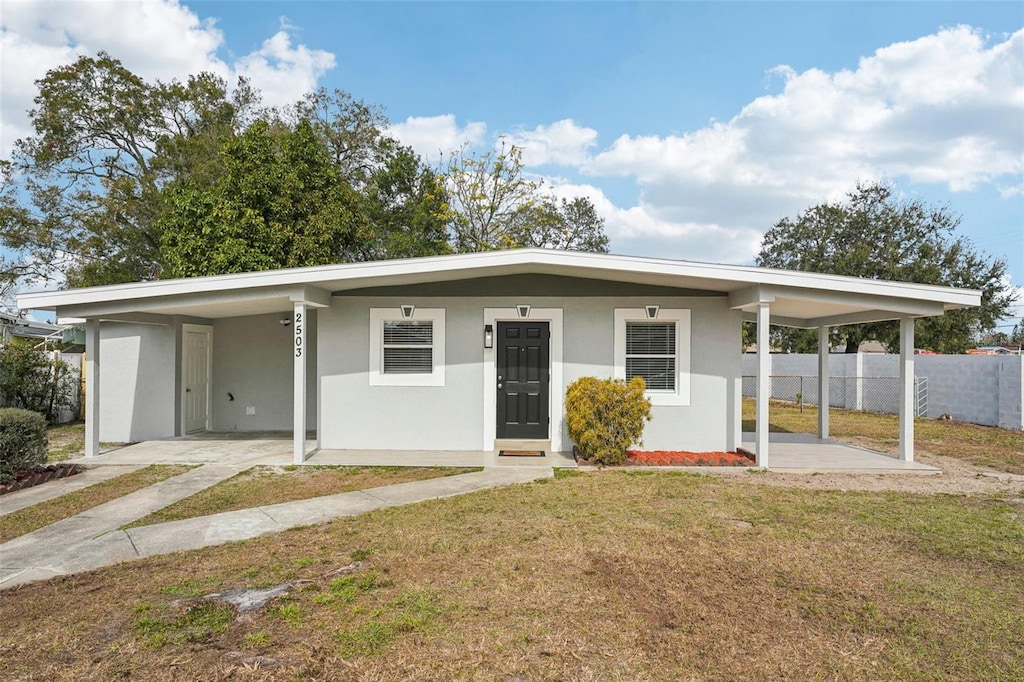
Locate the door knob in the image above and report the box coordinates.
[186,388,192,393]
[497,383,503,389]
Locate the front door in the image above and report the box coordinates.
[496,321,549,439]
[183,325,211,433]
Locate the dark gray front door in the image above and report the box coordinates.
[496,321,550,439]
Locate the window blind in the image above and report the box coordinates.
[625,322,676,390]
[383,321,433,374]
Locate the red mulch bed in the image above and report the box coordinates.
[626,450,756,467]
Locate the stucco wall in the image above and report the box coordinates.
[212,313,317,431]
[98,322,177,442]
[318,295,742,452]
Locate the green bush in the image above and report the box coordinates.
[0,408,48,484]
[0,338,78,423]
[565,376,652,465]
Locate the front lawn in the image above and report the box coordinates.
[742,398,1024,474]
[1,471,1020,679]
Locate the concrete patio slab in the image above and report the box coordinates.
[62,434,577,469]
[742,432,940,473]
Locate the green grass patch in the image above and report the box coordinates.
[126,465,479,528]
[333,590,445,657]
[0,464,196,543]
[133,601,235,649]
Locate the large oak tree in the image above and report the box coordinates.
[756,183,1016,353]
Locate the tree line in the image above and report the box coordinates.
[0,52,607,294]
[1,52,1016,354]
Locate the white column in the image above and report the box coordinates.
[84,319,100,458]
[899,317,915,462]
[854,352,864,411]
[817,325,830,440]
[756,302,770,468]
[293,301,307,465]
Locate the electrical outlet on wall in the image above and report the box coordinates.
[246,406,256,416]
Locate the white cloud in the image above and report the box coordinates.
[542,181,763,265]
[389,114,486,163]
[505,119,599,166]
[509,26,1022,265]
[0,1,335,156]
[587,26,1022,196]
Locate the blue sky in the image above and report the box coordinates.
[2,1,1022,328]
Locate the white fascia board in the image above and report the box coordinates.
[17,248,982,312]
[740,307,944,329]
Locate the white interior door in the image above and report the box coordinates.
[183,325,212,433]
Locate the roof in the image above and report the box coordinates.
[16,248,982,329]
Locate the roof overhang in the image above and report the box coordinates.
[16,248,981,327]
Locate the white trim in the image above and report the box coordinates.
[293,301,308,464]
[180,323,213,434]
[613,308,691,406]
[483,307,564,452]
[19,248,981,314]
[368,308,445,387]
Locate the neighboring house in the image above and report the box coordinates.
[16,249,981,468]
[968,346,1017,355]
[0,312,64,345]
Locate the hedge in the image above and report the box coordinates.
[0,408,48,484]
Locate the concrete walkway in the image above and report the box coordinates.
[0,464,145,516]
[0,465,551,590]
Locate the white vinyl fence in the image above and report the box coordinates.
[741,353,1023,430]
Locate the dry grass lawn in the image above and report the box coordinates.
[742,398,1024,474]
[1,470,1021,680]
[0,465,194,544]
[127,466,477,528]
[44,423,85,462]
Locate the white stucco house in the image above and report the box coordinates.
[16,249,980,468]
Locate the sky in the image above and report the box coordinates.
[1,0,1022,329]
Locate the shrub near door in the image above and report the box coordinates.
[565,377,652,465]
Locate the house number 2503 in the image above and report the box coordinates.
[294,312,303,357]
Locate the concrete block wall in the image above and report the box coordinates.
[742,353,1023,430]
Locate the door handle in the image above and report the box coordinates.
[497,383,503,389]
[186,388,192,393]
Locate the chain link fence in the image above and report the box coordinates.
[742,375,927,417]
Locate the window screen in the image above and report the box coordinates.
[625,322,676,390]
[383,321,433,374]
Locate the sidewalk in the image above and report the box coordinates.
[0,465,552,590]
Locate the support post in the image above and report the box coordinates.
[756,302,770,468]
[84,319,100,458]
[293,301,307,465]
[899,317,915,462]
[817,325,830,440]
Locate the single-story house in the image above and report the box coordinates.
[16,249,981,468]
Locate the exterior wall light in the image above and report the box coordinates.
[484,324,493,349]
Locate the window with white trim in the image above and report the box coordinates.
[369,308,445,386]
[614,308,690,405]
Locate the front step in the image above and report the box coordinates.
[493,439,551,452]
